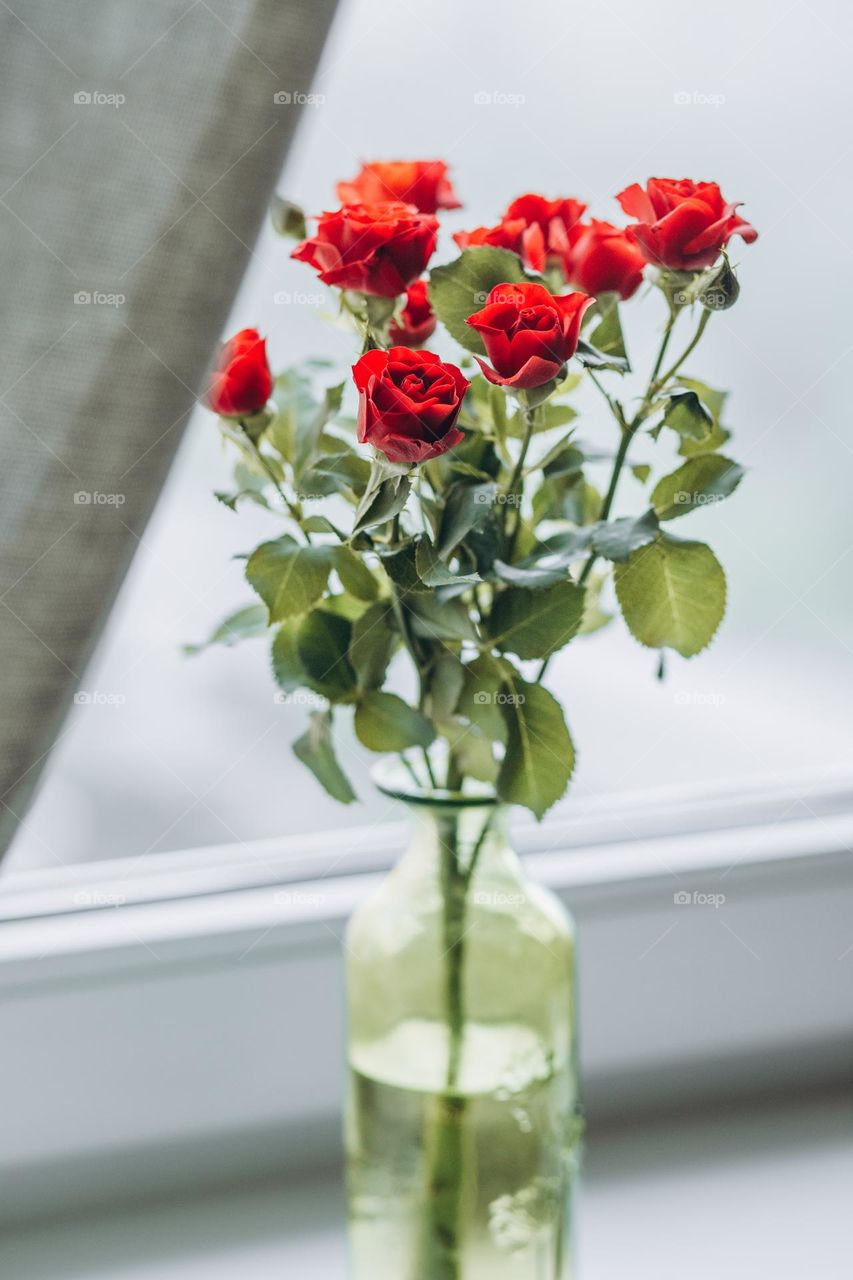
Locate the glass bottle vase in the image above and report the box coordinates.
[345,771,581,1279]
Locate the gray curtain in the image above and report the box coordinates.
[0,0,339,858]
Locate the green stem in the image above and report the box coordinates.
[242,428,311,543]
[651,308,710,396]
[648,307,678,387]
[503,405,537,555]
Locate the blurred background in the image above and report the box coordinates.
[8,0,852,871]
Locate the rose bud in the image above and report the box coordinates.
[565,219,647,300]
[454,194,586,274]
[352,347,469,464]
[206,328,273,417]
[388,280,437,347]
[336,160,461,214]
[616,178,758,272]
[466,282,594,390]
[291,202,438,298]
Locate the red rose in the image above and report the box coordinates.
[336,160,461,214]
[388,280,436,347]
[352,347,469,464]
[292,203,438,298]
[207,328,273,417]
[565,219,647,300]
[454,193,586,274]
[466,282,594,390]
[616,178,758,272]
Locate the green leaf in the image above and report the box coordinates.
[296,609,357,701]
[246,536,333,622]
[614,532,726,657]
[267,369,316,464]
[298,448,371,500]
[428,651,467,724]
[675,377,728,425]
[497,672,575,819]
[661,391,713,444]
[349,601,397,689]
[507,401,577,439]
[293,711,357,804]
[587,293,629,369]
[542,441,585,479]
[652,455,744,521]
[576,337,629,374]
[415,537,480,588]
[408,595,477,643]
[438,481,498,556]
[631,463,651,484]
[352,466,412,535]
[491,558,569,589]
[578,571,613,636]
[533,474,601,525]
[428,247,530,354]
[183,604,269,655]
[378,543,423,595]
[295,383,346,478]
[487,580,585,659]
[333,546,379,600]
[271,619,305,691]
[457,656,507,740]
[591,509,659,563]
[270,195,307,241]
[354,691,435,753]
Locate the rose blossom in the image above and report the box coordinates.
[336,160,461,214]
[466,282,594,390]
[388,281,437,347]
[616,178,758,272]
[564,220,647,300]
[454,193,586,274]
[352,347,469,464]
[207,328,272,418]
[292,202,438,298]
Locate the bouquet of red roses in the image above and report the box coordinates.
[200,160,757,817]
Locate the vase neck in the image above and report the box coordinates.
[397,799,519,884]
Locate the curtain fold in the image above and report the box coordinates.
[0,0,339,858]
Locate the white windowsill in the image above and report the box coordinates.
[1,766,852,1227]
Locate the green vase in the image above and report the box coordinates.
[345,765,581,1279]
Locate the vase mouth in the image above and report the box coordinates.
[371,757,500,809]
